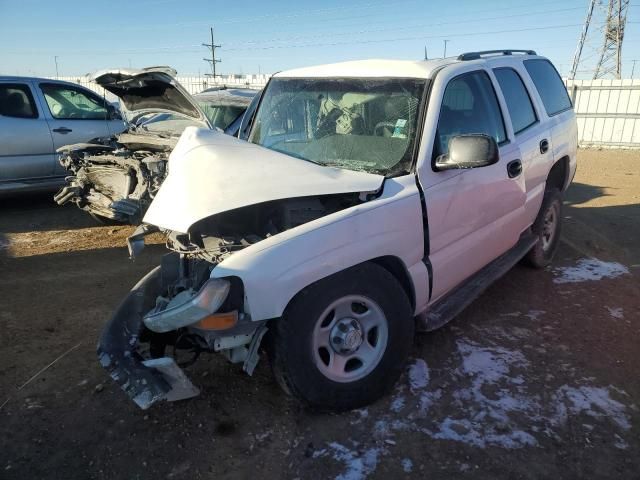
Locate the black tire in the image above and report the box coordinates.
[268,263,414,411]
[524,188,563,268]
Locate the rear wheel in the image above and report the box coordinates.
[268,263,414,411]
[525,188,562,268]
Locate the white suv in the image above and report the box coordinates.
[98,50,577,410]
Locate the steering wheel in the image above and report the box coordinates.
[374,121,397,137]
[315,108,343,138]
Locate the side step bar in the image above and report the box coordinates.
[417,233,538,332]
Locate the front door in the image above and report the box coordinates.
[419,69,527,302]
[37,82,126,175]
[0,81,56,181]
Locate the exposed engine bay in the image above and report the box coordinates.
[54,132,174,224]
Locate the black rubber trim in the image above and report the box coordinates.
[415,174,433,300]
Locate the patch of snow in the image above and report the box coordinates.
[390,394,405,413]
[401,458,413,473]
[524,310,546,321]
[554,385,631,430]
[614,434,629,450]
[408,359,429,391]
[605,306,624,319]
[326,442,382,480]
[553,258,629,284]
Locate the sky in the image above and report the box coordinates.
[1,0,639,79]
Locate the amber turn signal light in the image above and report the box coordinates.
[195,311,238,331]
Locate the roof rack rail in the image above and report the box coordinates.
[457,50,537,61]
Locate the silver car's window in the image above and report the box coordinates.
[249,77,426,175]
[0,84,38,119]
[40,84,109,120]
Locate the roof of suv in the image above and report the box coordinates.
[274,59,456,79]
[274,52,543,79]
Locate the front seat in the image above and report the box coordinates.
[3,91,34,118]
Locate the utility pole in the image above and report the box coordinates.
[569,0,630,80]
[54,56,59,79]
[424,46,428,60]
[632,59,638,79]
[203,26,221,81]
[443,40,449,58]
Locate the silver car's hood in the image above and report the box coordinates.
[90,67,211,128]
[143,127,385,233]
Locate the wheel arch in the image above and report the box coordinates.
[546,155,570,192]
[281,256,417,319]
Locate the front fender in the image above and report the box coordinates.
[210,175,427,321]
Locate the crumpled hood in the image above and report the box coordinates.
[90,66,210,128]
[143,127,385,233]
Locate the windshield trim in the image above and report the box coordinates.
[247,76,429,178]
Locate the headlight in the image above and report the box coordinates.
[143,278,230,333]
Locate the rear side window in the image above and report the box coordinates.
[493,68,537,134]
[0,83,38,119]
[435,70,506,159]
[524,59,572,116]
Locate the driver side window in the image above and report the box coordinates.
[40,83,109,120]
[434,71,506,160]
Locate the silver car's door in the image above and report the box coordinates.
[0,81,56,181]
[36,82,126,175]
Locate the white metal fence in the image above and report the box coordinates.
[566,79,640,148]
[54,74,640,148]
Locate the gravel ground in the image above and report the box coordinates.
[0,149,638,479]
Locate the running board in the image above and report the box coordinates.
[417,233,537,332]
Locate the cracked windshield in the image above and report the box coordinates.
[249,78,426,175]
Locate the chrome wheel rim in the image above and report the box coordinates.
[312,295,388,383]
[541,203,559,252]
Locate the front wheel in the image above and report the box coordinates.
[525,188,563,268]
[268,263,414,411]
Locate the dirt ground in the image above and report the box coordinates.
[1,149,638,480]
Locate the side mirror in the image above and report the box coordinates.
[435,134,499,171]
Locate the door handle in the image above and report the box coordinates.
[52,127,72,134]
[507,159,522,178]
[540,139,549,154]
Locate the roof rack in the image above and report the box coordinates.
[457,50,537,61]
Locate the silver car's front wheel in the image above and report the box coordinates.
[312,295,389,383]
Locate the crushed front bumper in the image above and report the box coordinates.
[97,266,199,409]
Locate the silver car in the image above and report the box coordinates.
[0,77,126,194]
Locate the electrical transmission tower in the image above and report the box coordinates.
[203,27,221,80]
[569,0,630,80]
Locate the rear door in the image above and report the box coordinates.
[0,80,56,181]
[37,82,126,175]
[418,67,527,302]
[493,64,554,226]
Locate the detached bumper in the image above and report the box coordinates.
[97,266,199,409]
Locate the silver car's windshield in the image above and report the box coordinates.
[249,77,426,175]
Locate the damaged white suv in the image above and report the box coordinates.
[99,50,577,410]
